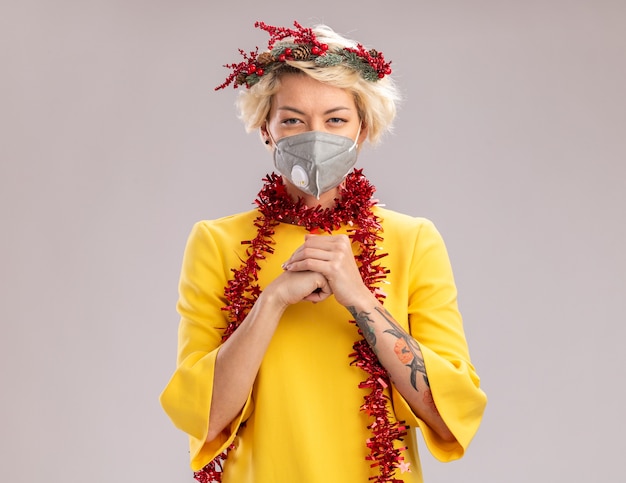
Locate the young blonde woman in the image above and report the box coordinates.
[160,21,487,483]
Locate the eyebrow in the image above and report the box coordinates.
[277,106,353,115]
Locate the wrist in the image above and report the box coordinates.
[340,287,379,313]
[257,287,290,315]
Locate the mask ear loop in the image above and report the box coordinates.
[350,122,362,152]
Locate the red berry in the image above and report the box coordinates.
[278,54,286,62]
[247,64,257,74]
[321,43,329,51]
[284,48,292,56]
[256,68,264,76]
[311,46,321,55]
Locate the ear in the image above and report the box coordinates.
[260,123,273,148]
[259,124,269,144]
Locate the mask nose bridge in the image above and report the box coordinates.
[266,122,362,151]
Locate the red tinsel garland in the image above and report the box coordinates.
[194,170,409,482]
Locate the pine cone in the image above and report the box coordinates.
[257,52,275,65]
[236,72,247,85]
[291,45,313,60]
[368,49,379,58]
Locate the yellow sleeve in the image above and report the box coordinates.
[392,218,487,462]
[159,221,254,471]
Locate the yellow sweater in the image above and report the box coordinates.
[160,206,486,482]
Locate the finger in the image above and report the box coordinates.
[283,247,333,268]
[284,257,329,274]
[303,233,351,249]
[284,235,351,267]
[302,283,332,303]
[271,270,332,306]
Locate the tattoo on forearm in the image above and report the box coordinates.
[376,307,429,392]
[348,305,429,393]
[347,306,377,348]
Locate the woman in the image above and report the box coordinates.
[160,21,487,483]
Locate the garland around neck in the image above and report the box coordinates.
[194,170,410,483]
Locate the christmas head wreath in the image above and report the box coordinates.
[215,20,392,90]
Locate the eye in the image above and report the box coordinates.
[328,117,348,125]
[281,118,302,126]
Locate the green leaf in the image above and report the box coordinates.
[314,52,344,67]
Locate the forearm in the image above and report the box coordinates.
[206,265,334,441]
[207,290,286,441]
[346,295,456,443]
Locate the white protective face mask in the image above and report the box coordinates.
[270,127,361,199]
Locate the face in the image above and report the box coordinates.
[263,73,368,145]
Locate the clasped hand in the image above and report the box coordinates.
[269,234,371,308]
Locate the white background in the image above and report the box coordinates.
[1,1,624,482]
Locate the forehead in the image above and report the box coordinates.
[271,74,357,112]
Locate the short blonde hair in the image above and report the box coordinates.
[235,24,401,146]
